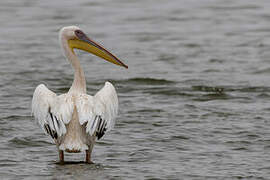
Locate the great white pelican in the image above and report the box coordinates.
[32,26,128,164]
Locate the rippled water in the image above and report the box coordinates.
[0,0,269,179]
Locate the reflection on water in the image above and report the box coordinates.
[0,0,269,179]
[51,163,108,180]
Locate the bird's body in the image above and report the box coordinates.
[32,26,127,163]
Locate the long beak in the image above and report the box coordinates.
[68,32,128,69]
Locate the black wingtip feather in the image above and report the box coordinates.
[44,124,58,139]
[90,115,108,140]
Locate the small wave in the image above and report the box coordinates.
[264,145,270,150]
[80,2,101,7]
[0,159,18,167]
[52,15,73,20]
[96,141,113,146]
[231,147,249,151]
[171,135,190,140]
[225,140,251,145]
[202,69,221,73]
[192,85,224,93]
[119,78,175,85]
[157,54,177,62]
[145,88,193,97]
[120,119,148,125]
[194,93,252,102]
[253,67,270,74]
[194,85,257,95]
[237,86,270,93]
[1,115,23,122]
[208,5,261,11]
[183,43,201,48]
[257,93,270,98]
[8,137,51,148]
[208,58,225,63]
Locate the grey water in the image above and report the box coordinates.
[0,0,269,179]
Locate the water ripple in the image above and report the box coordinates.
[0,0,268,179]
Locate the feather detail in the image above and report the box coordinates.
[32,84,74,139]
[75,81,118,139]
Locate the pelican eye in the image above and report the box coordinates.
[75,30,84,38]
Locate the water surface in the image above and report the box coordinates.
[0,0,269,179]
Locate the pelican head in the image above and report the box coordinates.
[59,26,128,69]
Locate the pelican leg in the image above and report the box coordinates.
[85,144,94,164]
[59,150,64,164]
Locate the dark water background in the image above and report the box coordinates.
[0,0,269,179]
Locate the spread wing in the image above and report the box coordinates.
[76,82,118,140]
[32,84,74,139]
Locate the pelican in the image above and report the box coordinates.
[32,26,128,164]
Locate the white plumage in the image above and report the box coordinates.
[76,82,118,135]
[32,82,118,140]
[31,26,127,163]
